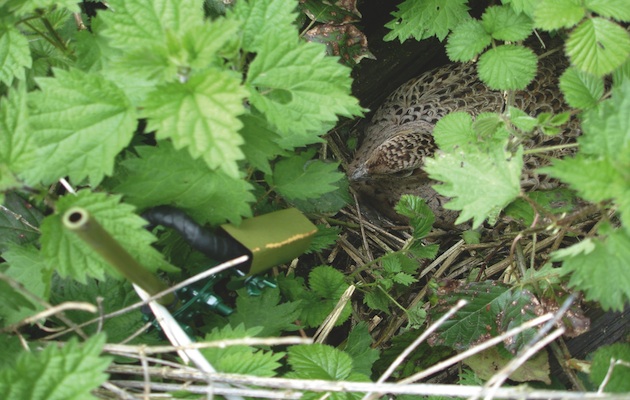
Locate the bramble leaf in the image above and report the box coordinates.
[384,0,470,42]
[287,343,353,380]
[394,194,435,239]
[247,34,362,147]
[0,334,110,400]
[559,66,605,109]
[40,190,175,283]
[552,227,630,311]
[143,69,248,178]
[502,0,537,18]
[425,146,523,229]
[298,266,351,327]
[0,85,33,195]
[585,0,630,21]
[590,343,630,392]
[239,113,284,175]
[0,25,31,86]
[343,323,380,377]
[481,5,533,42]
[446,19,491,62]
[25,68,136,185]
[269,151,344,201]
[428,281,542,353]
[432,112,476,152]
[229,288,301,336]
[114,143,254,225]
[477,44,537,90]
[201,324,284,376]
[534,0,585,30]
[0,192,43,252]
[566,17,630,77]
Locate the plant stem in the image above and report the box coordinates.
[522,142,579,155]
[63,207,175,306]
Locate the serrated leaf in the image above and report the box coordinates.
[99,0,202,50]
[481,5,533,41]
[0,25,31,85]
[40,190,175,283]
[560,67,604,108]
[393,272,417,286]
[534,0,585,30]
[247,34,362,146]
[590,343,630,392]
[0,334,110,400]
[425,146,523,229]
[446,19,492,62]
[432,111,476,152]
[0,192,43,252]
[51,276,160,344]
[428,281,542,353]
[229,288,301,336]
[394,194,435,238]
[585,0,630,22]
[363,289,390,314]
[297,265,351,327]
[114,143,253,225]
[503,0,537,18]
[566,17,630,77]
[143,69,247,178]
[507,107,538,132]
[239,113,284,175]
[230,0,299,51]
[343,322,379,377]
[2,244,51,323]
[552,228,630,311]
[287,343,353,380]
[384,0,470,42]
[306,225,341,254]
[269,152,344,200]
[0,279,33,317]
[478,45,537,90]
[5,0,80,16]
[201,324,284,376]
[25,68,136,185]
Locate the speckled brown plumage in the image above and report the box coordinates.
[348,53,579,227]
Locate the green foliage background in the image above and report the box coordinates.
[1,0,629,397]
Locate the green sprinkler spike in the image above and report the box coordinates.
[220,208,317,275]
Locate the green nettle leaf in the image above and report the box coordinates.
[343,322,380,377]
[477,44,537,90]
[269,151,345,201]
[394,194,435,239]
[425,146,523,229]
[432,112,476,152]
[201,324,284,376]
[0,25,31,85]
[585,0,630,21]
[287,344,353,380]
[559,66,605,109]
[481,5,533,42]
[566,17,630,77]
[40,190,175,283]
[534,0,585,30]
[143,69,248,178]
[230,0,299,51]
[229,288,301,337]
[384,0,470,42]
[507,107,538,133]
[25,68,136,186]
[0,192,43,251]
[589,343,630,392]
[552,228,630,311]
[239,114,284,175]
[99,0,202,50]
[0,334,110,400]
[0,279,34,318]
[428,281,543,353]
[363,289,391,314]
[114,143,254,225]
[446,19,492,62]
[247,34,362,146]
[51,276,160,344]
[0,85,33,194]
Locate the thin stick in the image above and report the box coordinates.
[362,300,468,400]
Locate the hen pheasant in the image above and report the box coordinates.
[348,52,579,227]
